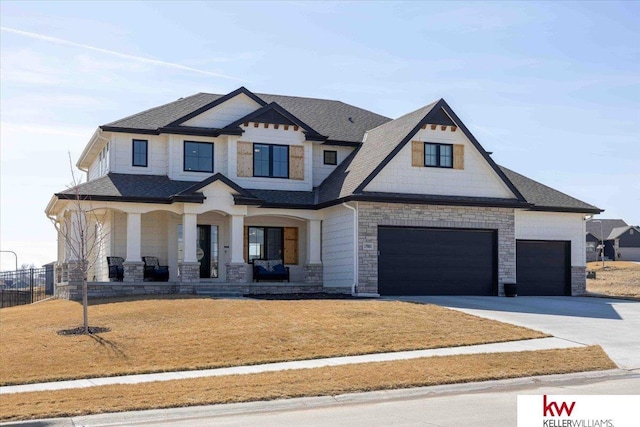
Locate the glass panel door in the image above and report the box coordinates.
[210,226,219,278]
[197,225,211,279]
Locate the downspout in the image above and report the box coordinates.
[342,202,358,295]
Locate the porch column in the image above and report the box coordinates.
[226,214,249,283]
[178,213,199,285]
[230,215,244,264]
[307,220,322,264]
[182,213,198,263]
[124,212,144,282]
[304,219,323,286]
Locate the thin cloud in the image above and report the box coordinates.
[1,26,246,82]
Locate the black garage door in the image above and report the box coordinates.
[378,227,497,296]
[516,240,570,296]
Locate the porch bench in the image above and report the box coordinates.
[143,256,170,282]
[107,256,124,282]
[253,260,290,282]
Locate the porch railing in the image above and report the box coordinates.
[0,267,54,308]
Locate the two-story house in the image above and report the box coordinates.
[46,87,601,299]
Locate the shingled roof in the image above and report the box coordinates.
[586,218,628,240]
[500,167,601,213]
[101,87,391,144]
[56,174,202,203]
[58,89,601,214]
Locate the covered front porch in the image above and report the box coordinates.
[50,178,329,299]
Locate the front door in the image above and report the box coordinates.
[196,225,219,279]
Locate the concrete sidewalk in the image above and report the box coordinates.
[1,337,583,395]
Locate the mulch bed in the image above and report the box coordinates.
[57,326,111,336]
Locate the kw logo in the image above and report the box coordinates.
[543,395,576,417]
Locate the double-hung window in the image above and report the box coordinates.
[253,143,289,178]
[424,143,453,168]
[184,141,214,172]
[132,139,148,167]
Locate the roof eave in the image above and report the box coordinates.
[77,128,103,170]
[54,193,204,205]
[528,205,604,214]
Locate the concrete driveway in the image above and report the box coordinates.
[389,296,640,370]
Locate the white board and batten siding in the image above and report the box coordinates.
[228,126,313,191]
[515,210,586,266]
[312,145,355,187]
[182,93,261,129]
[321,205,355,288]
[365,127,515,199]
[109,133,169,176]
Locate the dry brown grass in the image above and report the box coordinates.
[0,297,547,386]
[587,261,640,298]
[0,346,614,422]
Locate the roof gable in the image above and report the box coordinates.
[607,225,640,240]
[99,88,390,143]
[225,102,326,141]
[319,99,524,203]
[177,173,255,199]
[356,100,524,200]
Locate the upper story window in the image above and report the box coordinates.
[132,139,148,167]
[425,143,453,168]
[99,142,109,175]
[323,150,337,165]
[184,141,213,173]
[253,143,289,178]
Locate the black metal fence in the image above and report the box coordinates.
[0,267,54,308]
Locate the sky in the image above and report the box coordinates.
[0,1,638,270]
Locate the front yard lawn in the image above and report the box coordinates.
[587,261,640,298]
[0,296,547,385]
[0,346,614,421]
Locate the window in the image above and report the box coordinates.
[253,143,289,178]
[323,150,337,165]
[248,227,283,261]
[586,242,596,252]
[132,139,148,167]
[99,143,109,175]
[424,143,453,168]
[184,141,213,172]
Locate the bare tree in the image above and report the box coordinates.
[50,153,104,334]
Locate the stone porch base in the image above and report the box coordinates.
[54,281,353,300]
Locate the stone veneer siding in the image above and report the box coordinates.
[356,202,516,295]
[303,264,323,285]
[123,262,144,282]
[571,266,586,296]
[226,263,250,283]
[178,262,200,283]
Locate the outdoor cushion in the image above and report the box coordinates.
[257,265,270,275]
[272,264,286,273]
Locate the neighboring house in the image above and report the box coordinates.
[607,225,640,261]
[46,87,602,299]
[585,219,637,262]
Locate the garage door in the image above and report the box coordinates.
[516,240,570,296]
[378,227,497,296]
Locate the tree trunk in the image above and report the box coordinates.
[83,276,89,334]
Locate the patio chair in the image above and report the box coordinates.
[142,256,170,282]
[107,256,124,282]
